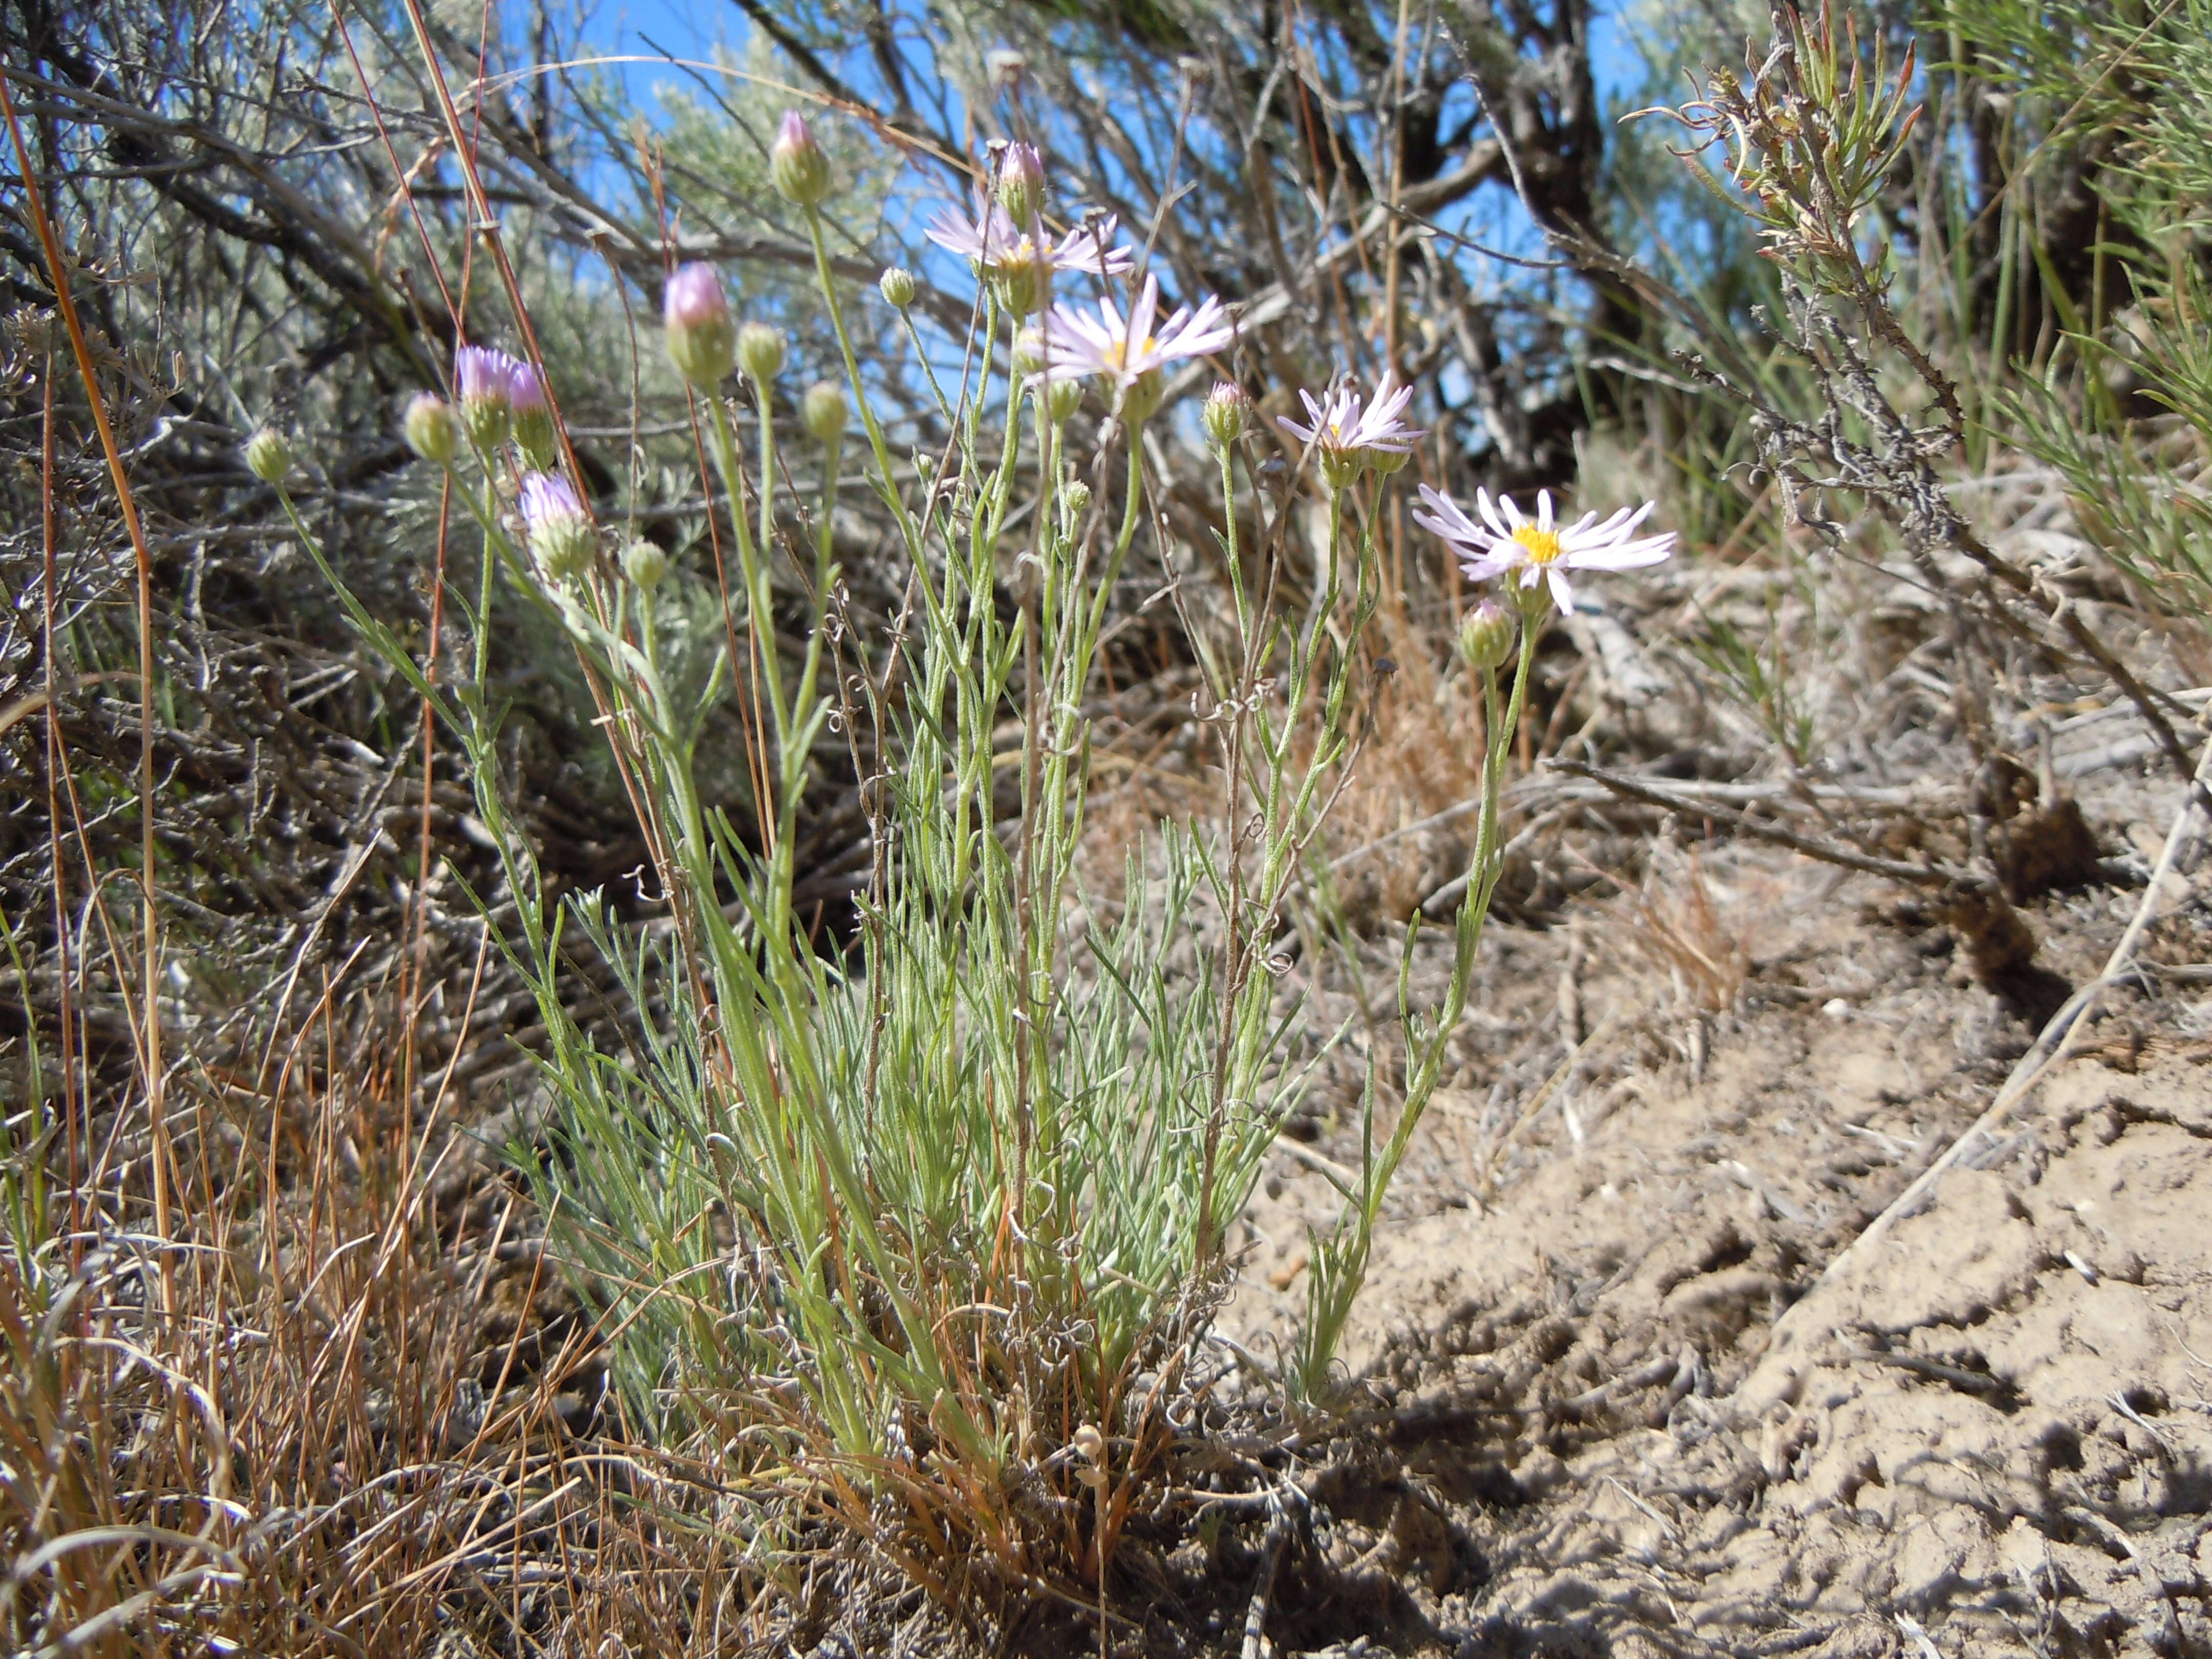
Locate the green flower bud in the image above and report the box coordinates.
[244,428,291,484]
[622,538,671,588]
[879,266,918,309]
[1012,327,1047,384]
[800,380,847,444]
[1456,599,1516,672]
[1369,446,1412,477]
[1201,381,1247,451]
[509,365,560,470]
[403,393,459,465]
[770,110,833,206]
[1062,480,1092,517]
[736,322,786,384]
[1046,375,1083,424]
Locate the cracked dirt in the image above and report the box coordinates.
[1218,763,2212,1657]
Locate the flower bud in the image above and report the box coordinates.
[879,266,918,309]
[770,110,833,206]
[996,142,1047,226]
[622,538,671,589]
[519,471,594,585]
[1061,479,1092,517]
[244,428,291,484]
[664,262,736,389]
[455,345,518,451]
[800,380,847,444]
[1073,1422,1106,1464]
[1046,375,1083,424]
[1456,598,1516,672]
[403,393,459,465]
[1201,381,1248,451]
[1012,327,1047,383]
[509,363,560,469]
[736,321,786,384]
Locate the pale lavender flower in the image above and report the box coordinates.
[455,344,521,449]
[1033,273,1235,421]
[995,141,1048,223]
[519,470,593,583]
[1277,375,1425,486]
[925,193,1132,313]
[508,362,558,465]
[1413,485,1675,615]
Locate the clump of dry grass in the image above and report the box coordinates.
[0,1005,767,1657]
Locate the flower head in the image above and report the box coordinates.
[455,345,521,449]
[879,266,918,309]
[736,322,786,383]
[403,393,459,465]
[925,194,1132,314]
[664,262,735,388]
[1033,272,1235,423]
[1277,375,1424,488]
[519,470,594,584]
[244,428,291,484]
[1202,381,1249,451]
[995,141,1048,225]
[1414,486,1675,616]
[508,363,559,467]
[800,380,847,444]
[771,110,833,206]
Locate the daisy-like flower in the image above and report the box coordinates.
[1413,485,1675,615]
[1277,375,1426,489]
[924,193,1133,315]
[1033,273,1235,423]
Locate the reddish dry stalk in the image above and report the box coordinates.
[1,66,171,1311]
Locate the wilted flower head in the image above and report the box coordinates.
[925,194,1132,315]
[1413,485,1675,616]
[519,470,594,584]
[770,110,833,206]
[455,344,520,449]
[664,262,735,388]
[508,363,559,467]
[403,393,458,466]
[1277,375,1424,490]
[1033,272,1235,423]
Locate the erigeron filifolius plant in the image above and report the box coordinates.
[268,112,1670,1600]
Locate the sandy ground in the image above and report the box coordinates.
[1216,760,2212,1657]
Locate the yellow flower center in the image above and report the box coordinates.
[1103,336,1157,371]
[1513,525,1564,564]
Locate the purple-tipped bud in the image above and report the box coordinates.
[519,470,594,584]
[770,110,833,206]
[508,363,560,468]
[455,345,519,450]
[664,262,736,389]
[1201,381,1249,451]
[403,393,459,465]
[1457,599,1516,672]
[996,142,1048,225]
